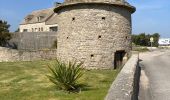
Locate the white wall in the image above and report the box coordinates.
[158,38,170,45]
[19,22,58,32]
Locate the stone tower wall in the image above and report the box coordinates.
[56,4,132,69]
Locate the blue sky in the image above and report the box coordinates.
[0,0,170,37]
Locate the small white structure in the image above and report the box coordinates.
[19,8,58,32]
[158,38,170,46]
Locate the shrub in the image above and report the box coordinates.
[47,59,84,92]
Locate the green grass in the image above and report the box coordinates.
[132,47,149,52]
[0,61,118,100]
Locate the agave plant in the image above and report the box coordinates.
[47,59,84,92]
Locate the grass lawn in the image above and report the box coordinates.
[0,61,119,100]
[132,47,149,52]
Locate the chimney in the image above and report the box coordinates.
[54,2,61,7]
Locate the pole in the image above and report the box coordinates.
[151,42,152,51]
[150,37,154,52]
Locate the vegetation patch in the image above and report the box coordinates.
[132,47,149,52]
[132,33,160,47]
[47,60,84,92]
[0,61,119,100]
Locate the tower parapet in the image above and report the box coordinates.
[55,0,135,13]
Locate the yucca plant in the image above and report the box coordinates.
[47,59,84,92]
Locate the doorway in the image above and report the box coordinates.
[114,50,126,69]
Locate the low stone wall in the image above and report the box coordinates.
[105,54,139,100]
[9,32,57,51]
[0,47,57,62]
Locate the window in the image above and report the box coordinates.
[32,28,34,32]
[25,15,34,22]
[23,29,28,32]
[37,17,40,22]
[35,28,37,32]
[39,28,41,32]
[91,54,94,57]
[41,27,43,32]
[98,35,101,39]
[72,17,75,21]
[37,16,45,22]
[102,17,106,20]
[49,26,58,32]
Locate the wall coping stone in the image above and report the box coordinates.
[105,54,139,100]
[54,2,136,13]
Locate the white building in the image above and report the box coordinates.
[158,38,170,46]
[19,8,58,32]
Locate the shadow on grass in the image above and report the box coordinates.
[79,84,95,91]
[43,83,94,94]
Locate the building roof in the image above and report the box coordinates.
[46,13,58,25]
[20,8,58,25]
[65,0,129,5]
[54,0,135,13]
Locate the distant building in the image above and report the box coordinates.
[158,38,170,46]
[19,8,58,32]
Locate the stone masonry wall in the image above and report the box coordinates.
[10,32,57,51]
[56,4,132,69]
[105,54,139,100]
[0,47,57,62]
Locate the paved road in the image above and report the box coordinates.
[139,49,170,100]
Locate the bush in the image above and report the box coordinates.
[47,59,84,92]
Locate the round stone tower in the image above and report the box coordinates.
[54,0,136,69]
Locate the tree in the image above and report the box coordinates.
[0,20,11,46]
[152,33,160,47]
[132,33,148,46]
[15,28,20,32]
[132,33,160,47]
